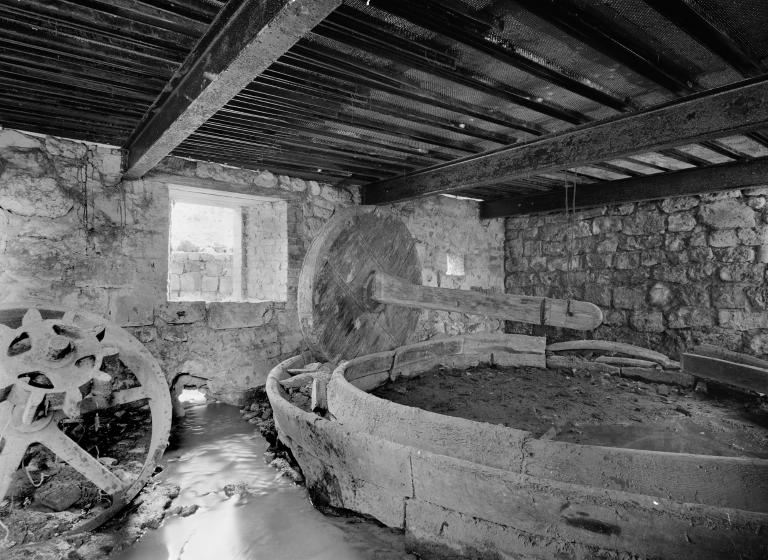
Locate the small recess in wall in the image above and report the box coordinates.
[446,253,465,276]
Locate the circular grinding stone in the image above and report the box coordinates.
[298,207,422,362]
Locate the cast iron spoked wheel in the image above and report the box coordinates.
[0,304,172,533]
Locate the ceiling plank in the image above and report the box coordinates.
[644,0,763,77]
[123,0,341,179]
[514,0,699,94]
[362,77,768,204]
[376,0,631,111]
[480,157,768,218]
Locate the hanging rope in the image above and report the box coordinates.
[564,172,577,316]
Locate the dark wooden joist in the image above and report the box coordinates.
[314,15,590,124]
[376,0,631,112]
[363,77,768,204]
[514,0,699,95]
[644,0,763,77]
[480,157,768,218]
[281,43,547,136]
[245,80,518,145]
[123,0,341,179]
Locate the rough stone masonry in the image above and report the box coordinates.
[0,128,504,404]
[505,189,768,359]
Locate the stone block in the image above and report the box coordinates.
[709,229,739,247]
[686,262,717,281]
[699,200,755,229]
[219,276,233,295]
[629,310,664,332]
[584,253,613,268]
[745,286,768,310]
[744,185,768,196]
[0,174,72,218]
[667,212,696,232]
[591,216,622,235]
[202,275,219,292]
[179,274,196,293]
[748,197,766,210]
[622,213,665,235]
[660,196,699,213]
[701,189,741,202]
[0,129,42,149]
[674,284,709,308]
[736,226,768,245]
[156,301,206,324]
[207,301,274,329]
[613,287,644,309]
[648,283,672,308]
[522,240,540,256]
[641,250,665,267]
[583,283,611,307]
[718,309,768,330]
[718,264,764,282]
[712,284,746,308]
[595,236,618,253]
[108,292,154,327]
[603,310,628,326]
[713,246,755,263]
[667,307,713,329]
[610,202,635,215]
[185,260,201,273]
[652,265,687,283]
[614,252,640,270]
[748,332,768,354]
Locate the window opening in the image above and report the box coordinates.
[446,253,466,276]
[168,185,287,303]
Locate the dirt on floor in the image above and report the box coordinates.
[372,363,768,458]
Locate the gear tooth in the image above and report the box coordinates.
[63,390,83,419]
[93,370,112,383]
[102,346,120,357]
[21,308,44,326]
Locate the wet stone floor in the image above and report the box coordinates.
[116,403,412,560]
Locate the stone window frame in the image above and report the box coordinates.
[167,184,287,303]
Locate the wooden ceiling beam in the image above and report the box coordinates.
[644,0,763,77]
[480,157,768,218]
[362,77,768,204]
[376,0,631,111]
[514,0,699,94]
[122,0,341,179]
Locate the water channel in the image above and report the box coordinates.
[116,403,412,560]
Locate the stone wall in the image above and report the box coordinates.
[1,128,505,403]
[385,195,506,341]
[244,200,287,302]
[504,189,768,359]
[169,251,233,301]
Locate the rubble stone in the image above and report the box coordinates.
[699,200,756,229]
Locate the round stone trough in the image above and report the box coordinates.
[266,333,768,560]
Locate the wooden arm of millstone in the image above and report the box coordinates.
[368,271,603,331]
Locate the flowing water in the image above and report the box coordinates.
[116,403,412,560]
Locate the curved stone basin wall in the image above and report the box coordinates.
[267,334,768,560]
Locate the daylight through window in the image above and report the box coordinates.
[168,185,287,303]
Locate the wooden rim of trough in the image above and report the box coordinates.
[266,350,768,560]
[326,334,768,514]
